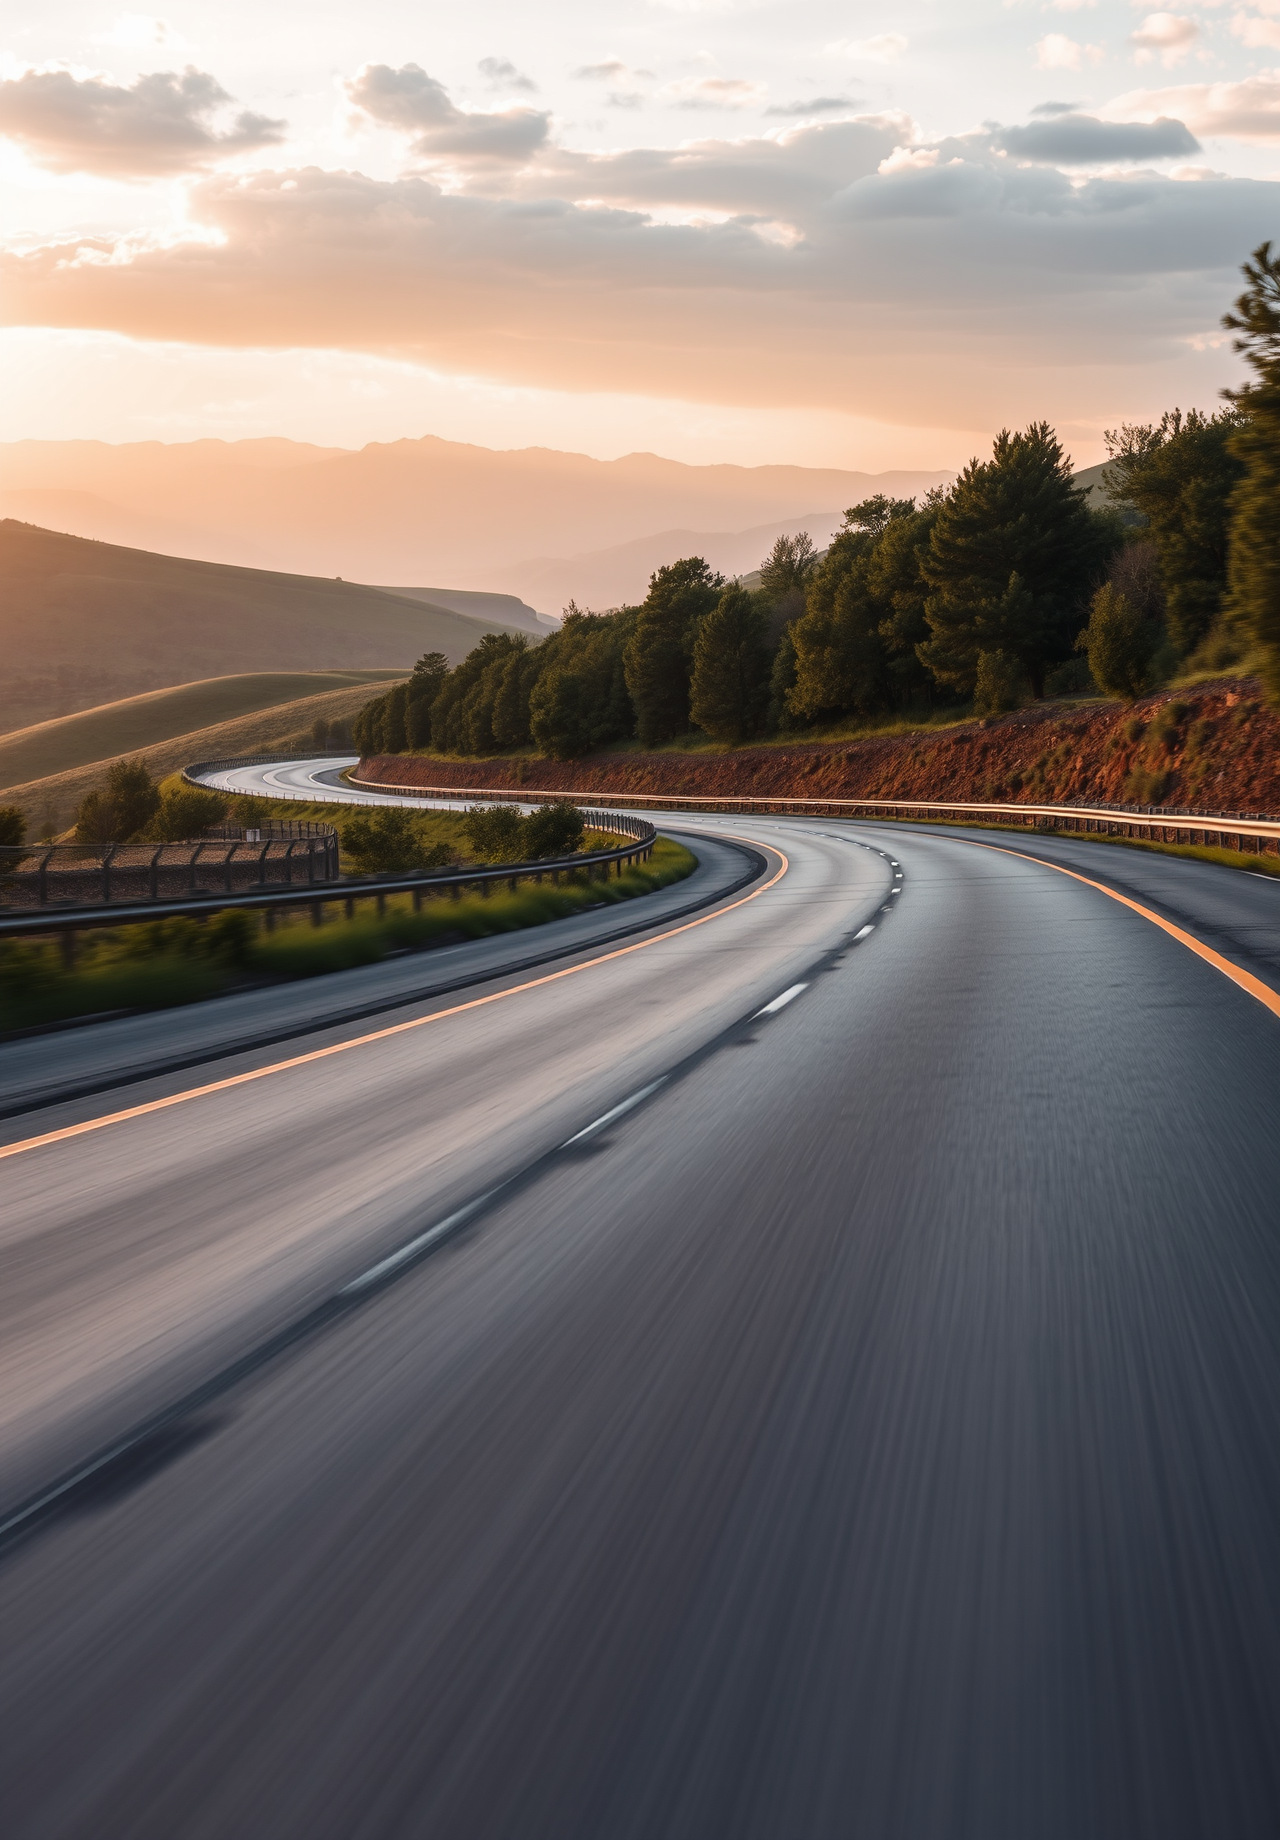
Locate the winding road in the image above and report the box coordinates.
[2,759,1279,1839]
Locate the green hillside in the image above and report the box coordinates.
[0,676,406,835]
[1,521,532,728]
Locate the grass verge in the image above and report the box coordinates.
[0,837,697,1033]
[860,814,1280,878]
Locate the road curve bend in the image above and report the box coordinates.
[2,774,1280,1840]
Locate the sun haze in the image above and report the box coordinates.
[0,2,1276,469]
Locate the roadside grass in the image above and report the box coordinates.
[860,813,1280,878]
[0,837,697,1033]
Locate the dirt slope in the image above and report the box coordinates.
[359,682,1280,817]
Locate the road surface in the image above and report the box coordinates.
[2,776,1279,1839]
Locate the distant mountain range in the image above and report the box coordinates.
[0,435,954,614]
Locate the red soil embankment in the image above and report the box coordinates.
[359,680,1280,816]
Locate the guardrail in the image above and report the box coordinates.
[0,811,657,944]
[350,773,1280,858]
[0,824,339,911]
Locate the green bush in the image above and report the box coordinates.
[140,785,229,842]
[1076,584,1160,702]
[0,806,26,847]
[342,808,454,873]
[525,801,585,858]
[463,804,528,863]
[972,649,1026,717]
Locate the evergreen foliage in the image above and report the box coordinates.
[74,758,161,845]
[788,498,915,719]
[1077,584,1161,702]
[919,424,1119,697]
[342,808,454,874]
[1103,409,1243,657]
[624,557,725,745]
[689,586,771,743]
[1223,241,1280,703]
[972,650,1026,717]
[0,805,26,847]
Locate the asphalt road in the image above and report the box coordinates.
[3,801,1280,1839]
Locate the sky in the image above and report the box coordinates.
[2,1,1279,470]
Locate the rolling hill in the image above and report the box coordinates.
[0,671,406,788]
[0,676,404,835]
[1,522,533,728]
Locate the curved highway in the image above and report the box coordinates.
[3,764,1280,1839]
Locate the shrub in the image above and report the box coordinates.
[972,649,1026,717]
[140,785,228,842]
[342,808,453,873]
[1123,717,1146,743]
[1124,765,1169,803]
[1149,700,1190,749]
[74,758,161,845]
[463,804,528,863]
[524,801,585,859]
[0,805,26,847]
[1076,584,1160,702]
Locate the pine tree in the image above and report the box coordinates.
[624,558,724,746]
[689,586,771,743]
[918,424,1118,697]
[1223,241,1280,703]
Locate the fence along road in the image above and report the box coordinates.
[2,774,1280,1838]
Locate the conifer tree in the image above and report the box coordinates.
[624,557,724,746]
[918,424,1118,697]
[690,586,771,743]
[1223,241,1280,703]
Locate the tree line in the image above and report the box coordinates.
[350,242,1280,760]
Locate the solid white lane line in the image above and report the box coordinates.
[753,983,808,1017]
[561,1079,669,1147]
[855,924,876,939]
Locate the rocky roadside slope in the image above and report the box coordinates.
[358,680,1280,816]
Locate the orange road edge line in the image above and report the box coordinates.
[966,838,1280,1021]
[0,842,790,1163]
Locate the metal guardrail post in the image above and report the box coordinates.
[149,846,163,899]
[101,844,116,903]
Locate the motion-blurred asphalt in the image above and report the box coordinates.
[2,814,1279,1839]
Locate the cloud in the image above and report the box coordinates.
[5,121,1276,437]
[346,62,550,162]
[766,96,859,116]
[1035,35,1105,70]
[477,58,537,93]
[96,14,185,50]
[995,111,1200,161]
[823,35,909,63]
[1232,11,1280,49]
[1129,12,1199,65]
[662,76,768,109]
[572,60,654,82]
[1112,70,1280,138]
[0,65,285,177]
[1031,100,1086,115]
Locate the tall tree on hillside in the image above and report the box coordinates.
[1103,408,1244,658]
[624,557,724,746]
[73,757,160,845]
[918,424,1118,697]
[530,608,636,759]
[405,652,449,748]
[429,632,525,754]
[1223,241,1280,703]
[867,498,942,704]
[788,497,915,719]
[690,586,771,743]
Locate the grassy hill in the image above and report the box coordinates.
[0,676,402,835]
[1,521,533,727]
[0,671,405,786]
